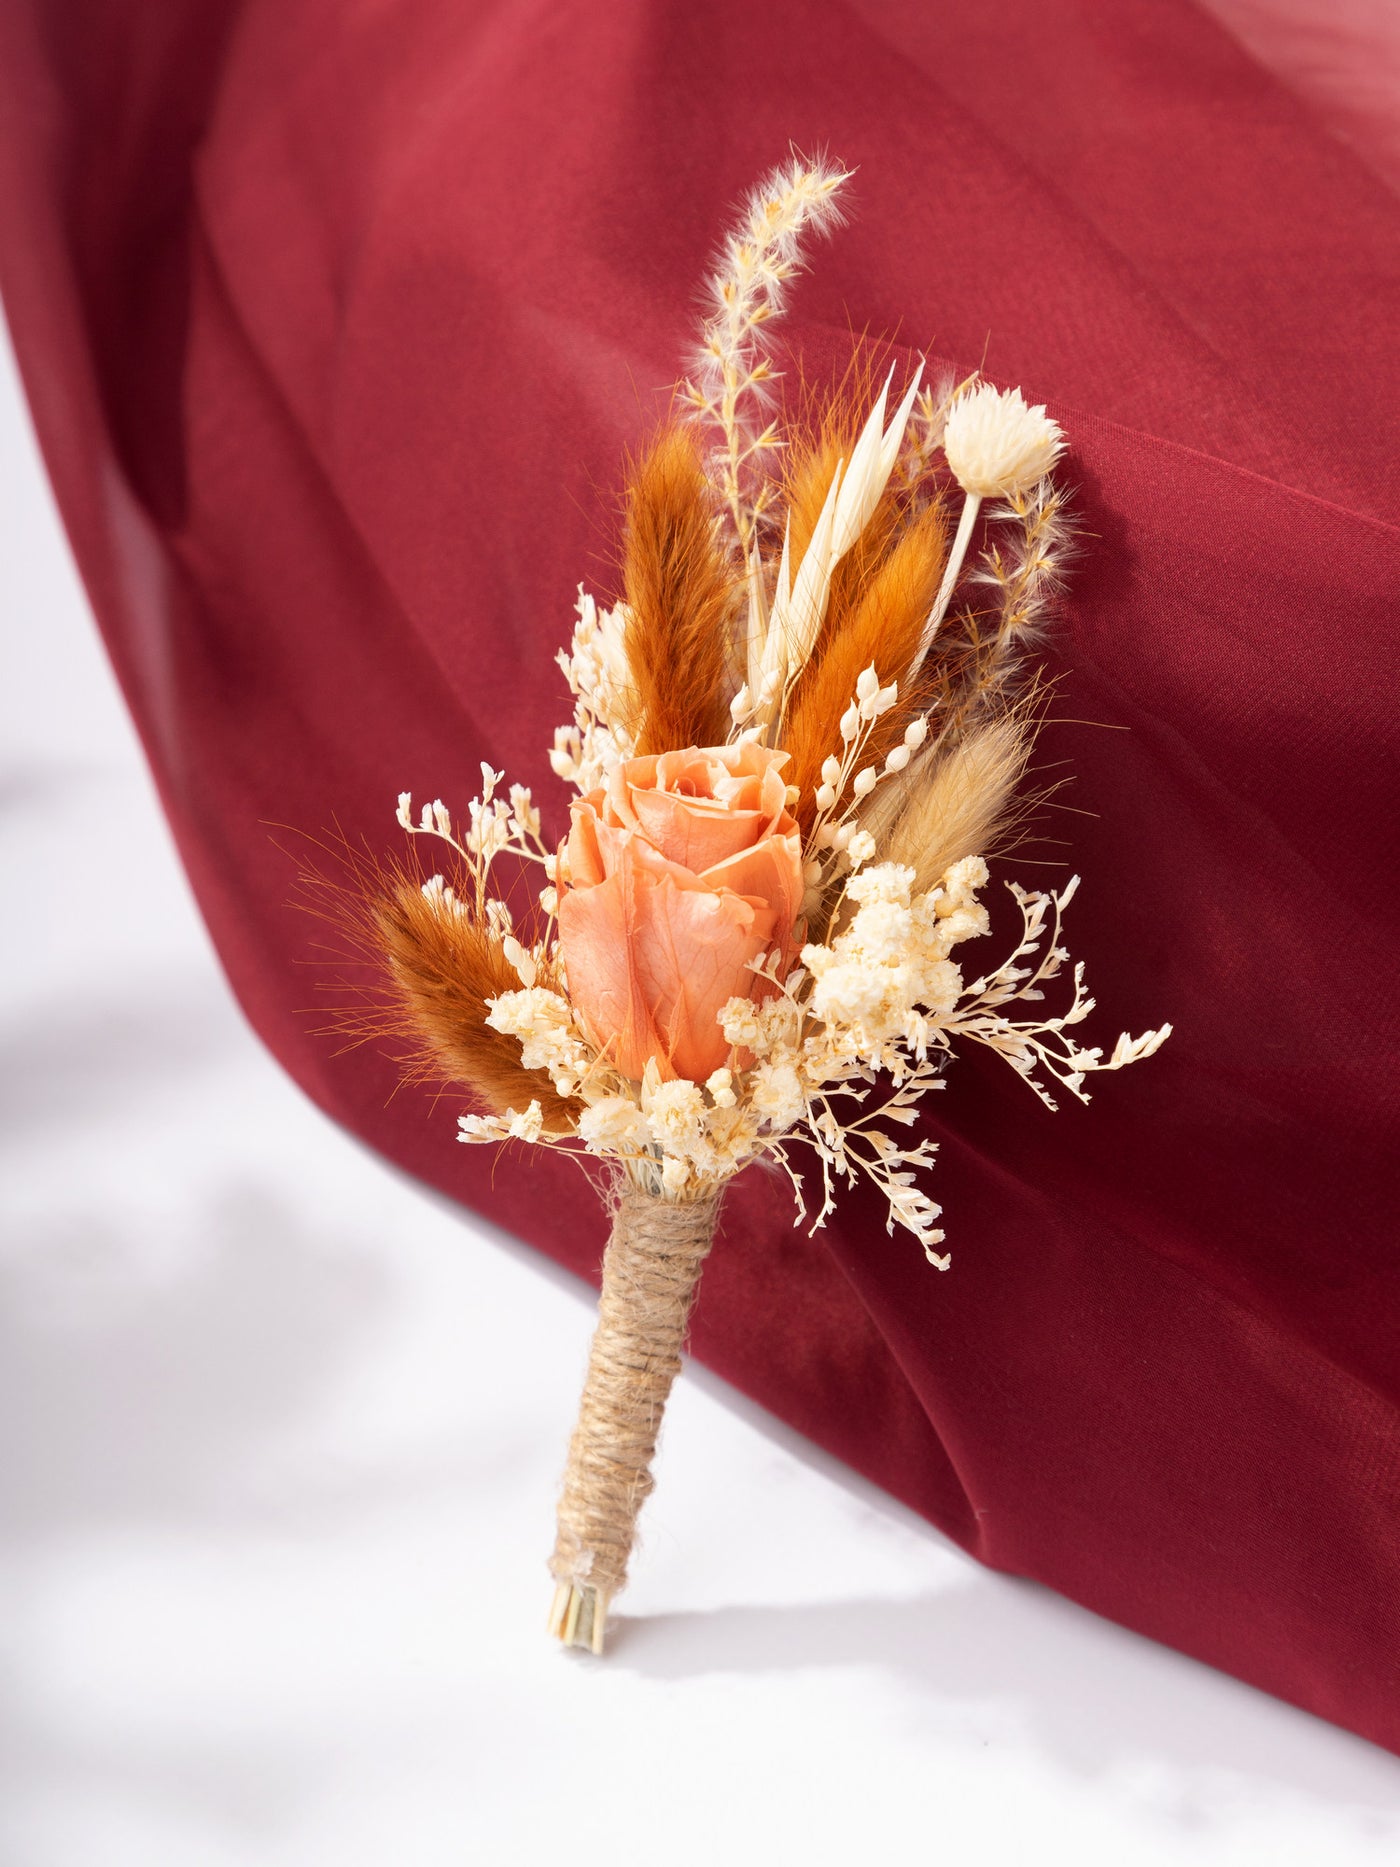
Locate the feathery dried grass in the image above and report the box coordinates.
[684,155,851,554]
[782,500,947,827]
[862,716,1034,894]
[296,840,576,1129]
[622,425,742,755]
[931,480,1075,747]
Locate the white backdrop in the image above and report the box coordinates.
[2,319,1397,1866]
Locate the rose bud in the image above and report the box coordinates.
[558,743,804,1082]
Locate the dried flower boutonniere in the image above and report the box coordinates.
[317,158,1169,1654]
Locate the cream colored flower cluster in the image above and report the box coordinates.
[398,766,555,914]
[802,857,989,1071]
[550,587,635,792]
[484,987,593,1095]
[396,776,564,1063]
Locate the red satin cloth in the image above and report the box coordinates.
[2,0,1397,1752]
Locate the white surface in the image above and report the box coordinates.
[2,320,1398,1867]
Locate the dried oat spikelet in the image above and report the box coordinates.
[683,155,851,560]
[766,366,905,684]
[748,367,924,730]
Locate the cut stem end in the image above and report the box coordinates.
[548,1581,610,1655]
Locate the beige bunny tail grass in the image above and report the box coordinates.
[862,714,1035,894]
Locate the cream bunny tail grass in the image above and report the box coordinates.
[858,715,1034,897]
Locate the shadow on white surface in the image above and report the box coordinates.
[0,1681,323,1845]
[4,1158,1397,1861]
[612,1588,1400,1825]
[0,983,242,1138]
[0,1192,392,1541]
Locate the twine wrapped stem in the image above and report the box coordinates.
[547,1178,722,1652]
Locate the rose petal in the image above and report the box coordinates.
[564,792,607,886]
[629,784,764,869]
[589,818,700,889]
[562,743,803,1082]
[601,756,658,836]
[557,865,668,1081]
[701,828,804,935]
[629,874,778,1081]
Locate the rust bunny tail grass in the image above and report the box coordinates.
[782,502,948,827]
[370,881,577,1129]
[548,1179,721,1653]
[294,836,575,1128]
[623,424,743,755]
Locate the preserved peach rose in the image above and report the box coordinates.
[558,742,803,1082]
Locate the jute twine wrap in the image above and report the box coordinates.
[548,1180,721,1649]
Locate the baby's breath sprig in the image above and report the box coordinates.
[397,766,554,925]
[941,877,1170,1108]
[550,587,637,793]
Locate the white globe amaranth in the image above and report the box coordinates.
[943,382,1066,498]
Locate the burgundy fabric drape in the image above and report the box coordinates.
[2,0,1397,1752]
